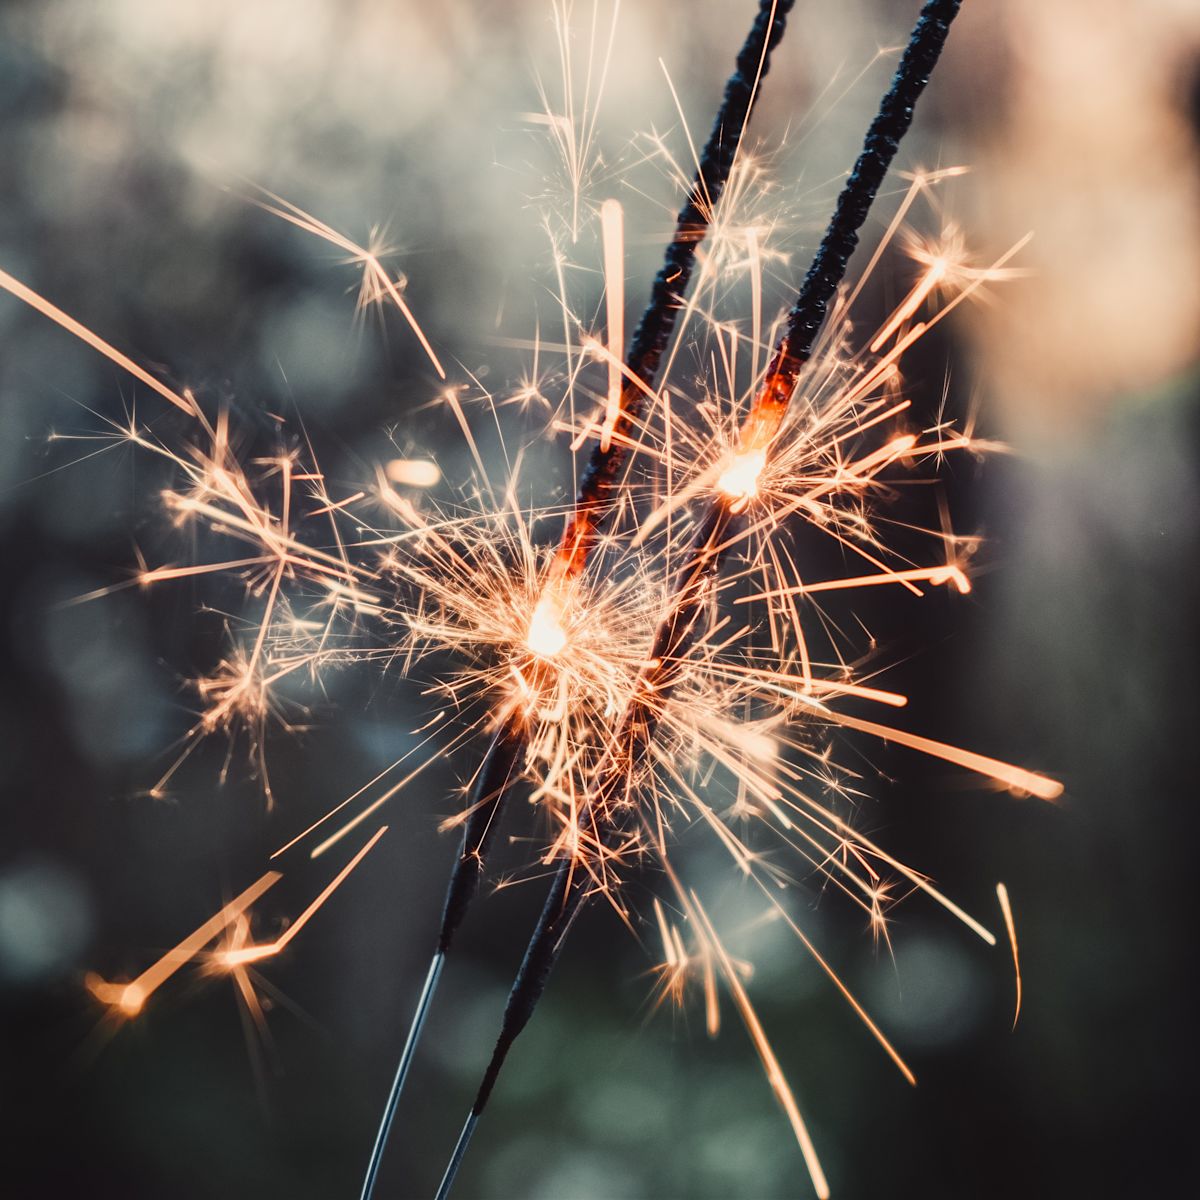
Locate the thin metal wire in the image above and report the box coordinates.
[359,951,445,1200]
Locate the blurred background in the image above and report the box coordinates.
[1,1,1198,1197]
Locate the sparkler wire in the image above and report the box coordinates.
[435,2,965,1196]
[359,951,444,1200]
[361,3,796,1195]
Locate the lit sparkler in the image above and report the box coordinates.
[0,0,1067,1195]
[429,3,1029,1197]
[363,7,801,1192]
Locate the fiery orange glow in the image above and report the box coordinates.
[4,38,1061,1186]
[86,872,282,1018]
[525,591,570,659]
[717,446,768,508]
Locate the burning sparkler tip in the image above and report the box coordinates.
[525,592,569,659]
[717,447,768,509]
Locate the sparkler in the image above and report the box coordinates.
[361,4,797,1194]
[431,7,972,1195]
[0,0,1070,1195]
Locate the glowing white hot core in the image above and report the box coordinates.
[718,447,768,503]
[526,594,568,658]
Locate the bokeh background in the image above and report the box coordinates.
[2,1,1198,1197]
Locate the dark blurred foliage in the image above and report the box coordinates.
[1,2,1197,1198]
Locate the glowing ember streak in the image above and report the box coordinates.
[0,266,199,418]
[825,711,1065,801]
[653,898,678,969]
[764,890,917,1087]
[599,197,625,451]
[217,827,388,968]
[996,881,1022,1029]
[310,737,469,860]
[740,564,972,601]
[85,871,282,1017]
[692,895,830,1200]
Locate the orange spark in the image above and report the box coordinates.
[996,881,1022,1029]
[740,563,971,602]
[0,266,200,418]
[692,895,830,1200]
[600,197,625,451]
[86,871,281,1017]
[825,711,1065,801]
[217,828,388,968]
[870,255,948,352]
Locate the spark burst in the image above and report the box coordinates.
[0,0,1062,1196]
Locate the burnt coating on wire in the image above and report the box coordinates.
[459,0,965,1141]
[562,0,796,571]
[436,0,797,958]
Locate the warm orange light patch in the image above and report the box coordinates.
[385,458,441,488]
[85,976,147,1017]
[717,447,768,508]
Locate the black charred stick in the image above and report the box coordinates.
[435,4,964,1195]
[436,722,524,955]
[559,0,796,576]
[358,723,524,1200]
[772,0,963,382]
[436,0,797,969]
[361,6,797,1197]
